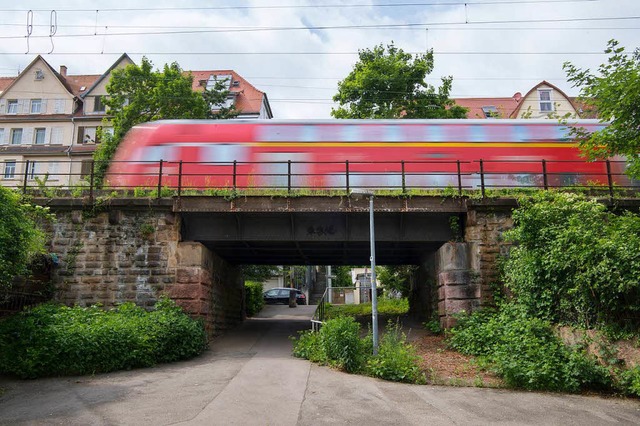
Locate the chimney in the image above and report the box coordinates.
[59,65,67,77]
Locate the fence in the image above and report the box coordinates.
[2,158,638,200]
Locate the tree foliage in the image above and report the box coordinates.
[0,188,52,290]
[241,265,281,283]
[331,43,467,119]
[376,265,416,297]
[93,57,237,185]
[502,192,640,330]
[563,40,640,179]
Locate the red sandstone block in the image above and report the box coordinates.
[167,284,202,300]
[443,285,475,300]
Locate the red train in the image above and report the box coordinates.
[107,119,631,191]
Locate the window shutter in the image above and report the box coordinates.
[23,128,33,145]
[2,128,8,144]
[49,161,59,179]
[0,99,5,114]
[77,127,85,144]
[0,129,4,145]
[44,128,51,144]
[18,99,26,114]
[51,127,63,145]
[54,99,65,114]
[40,99,47,114]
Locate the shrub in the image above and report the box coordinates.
[0,298,207,378]
[320,316,369,373]
[448,305,611,392]
[325,298,409,319]
[618,366,640,397]
[503,192,640,331]
[244,281,264,317]
[293,317,425,384]
[366,321,425,384]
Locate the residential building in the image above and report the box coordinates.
[0,55,272,189]
[454,81,588,119]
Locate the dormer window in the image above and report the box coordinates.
[7,100,18,114]
[481,106,498,118]
[539,89,553,112]
[34,69,44,80]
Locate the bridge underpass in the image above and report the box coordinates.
[47,195,511,335]
[178,196,463,266]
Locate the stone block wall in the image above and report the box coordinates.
[169,242,244,336]
[435,242,479,328]
[464,206,514,305]
[51,208,180,308]
[49,205,243,337]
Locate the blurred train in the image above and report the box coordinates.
[106,119,634,191]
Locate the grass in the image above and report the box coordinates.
[324,298,409,320]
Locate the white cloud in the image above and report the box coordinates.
[1,0,639,118]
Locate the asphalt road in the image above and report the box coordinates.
[1,305,639,425]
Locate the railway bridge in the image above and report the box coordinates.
[43,194,638,334]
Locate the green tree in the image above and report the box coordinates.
[241,265,281,283]
[331,43,467,119]
[376,265,416,297]
[0,188,52,289]
[563,40,640,179]
[93,58,236,185]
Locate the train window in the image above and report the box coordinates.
[144,145,179,162]
[201,144,249,163]
[383,125,403,142]
[258,124,302,142]
[469,125,486,142]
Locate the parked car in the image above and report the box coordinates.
[263,288,306,305]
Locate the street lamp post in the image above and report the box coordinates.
[368,194,379,355]
[351,189,379,355]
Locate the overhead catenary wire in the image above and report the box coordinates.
[0,0,600,13]
[1,15,637,40]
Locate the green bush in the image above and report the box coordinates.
[448,305,611,392]
[320,316,369,373]
[293,317,425,384]
[325,298,409,319]
[293,317,369,373]
[366,321,425,384]
[617,366,640,397]
[503,192,640,331]
[0,298,207,378]
[244,281,264,317]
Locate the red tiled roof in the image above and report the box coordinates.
[64,74,101,97]
[452,96,521,119]
[188,70,266,116]
[0,77,14,93]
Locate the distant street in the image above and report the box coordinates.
[1,305,639,425]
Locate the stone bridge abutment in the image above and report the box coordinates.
[44,197,517,331]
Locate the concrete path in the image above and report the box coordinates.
[0,305,639,425]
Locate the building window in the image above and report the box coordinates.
[93,96,106,112]
[80,160,93,178]
[539,89,553,112]
[27,161,37,180]
[30,99,42,114]
[11,128,22,145]
[34,128,46,145]
[7,100,18,114]
[481,106,499,118]
[4,161,16,179]
[77,127,101,144]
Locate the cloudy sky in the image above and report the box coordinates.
[1,0,639,118]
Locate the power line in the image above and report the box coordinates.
[0,15,636,40]
[0,51,613,56]
[0,0,600,13]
